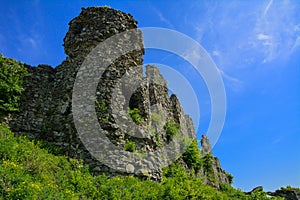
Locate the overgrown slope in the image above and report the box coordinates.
[0,124,283,199]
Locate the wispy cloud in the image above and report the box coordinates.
[257,33,271,41]
[263,0,273,16]
[192,0,300,69]
[5,1,46,65]
[251,0,300,63]
[182,48,202,67]
[292,36,300,51]
[218,68,243,92]
[151,6,174,28]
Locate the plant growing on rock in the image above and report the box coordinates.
[182,139,202,173]
[124,140,136,152]
[164,118,179,142]
[128,107,142,124]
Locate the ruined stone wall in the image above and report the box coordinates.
[9,7,229,186]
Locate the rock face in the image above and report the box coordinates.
[268,188,300,200]
[201,134,212,153]
[9,7,229,185]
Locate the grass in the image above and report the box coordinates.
[0,124,284,199]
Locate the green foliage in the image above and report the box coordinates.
[124,140,136,152]
[95,99,110,123]
[36,141,63,156]
[202,153,216,184]
[182,141,218,183]
[182,139,202,173]
[164,118,179,141]
[95,99,107,115]
[163,162,189,180]
[0,124,284,199]
[202,154,213,174]
[280,185,300,192]
[128,107,142,124]
[247,189,283,200]
[226,172,234,185]
[0,55,28,120]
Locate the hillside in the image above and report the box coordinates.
[0,124,282,199]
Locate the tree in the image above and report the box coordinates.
[0,55,28,120]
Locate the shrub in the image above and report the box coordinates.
[0,55,28,120]
[124,140,136,152]
[202,153,215,182]
[226,172,234,185]
[182,139,202,173]
[128,107,142,124]
[164,118,179,141]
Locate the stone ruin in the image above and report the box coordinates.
[9,7,229,187]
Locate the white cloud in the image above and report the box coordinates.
[212,50,220,57]
[257,34,271,41]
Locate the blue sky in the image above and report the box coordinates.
[0,0,299,192]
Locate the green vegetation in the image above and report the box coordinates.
[164,118,179,141]
[226,172,234,185]
[128,107,142,124]
[95,99,109,123]
[0,55,28,121]
[124,140,136,152]
[0,124,284,199]
[202,153,216,184]
[95,99,106,114]
[182,139,202,173]
[280,185,300,192]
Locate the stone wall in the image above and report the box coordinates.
[9,7,229,186]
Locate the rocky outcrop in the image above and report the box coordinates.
[9,6,229,185]
[201,134,212,153]
[245,186,264,195]
[200,135,230,188]
[268,188,300,200]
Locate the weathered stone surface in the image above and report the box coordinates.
[201,134,212,153]
[8,6,229,186]
[268,188,300,200]
[197,134,230,188]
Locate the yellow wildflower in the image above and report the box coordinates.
[30,183,40,191]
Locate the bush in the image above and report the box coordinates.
[128,107,142,124]
[0,55,28,120]
[124,140,136,152]
[164,118,179,141]
[226,172,234,185]
[182,139,202,173]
